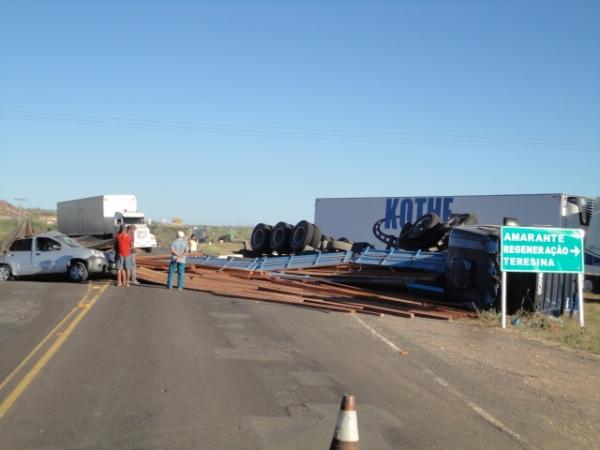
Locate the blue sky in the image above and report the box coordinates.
[1,0,598,225]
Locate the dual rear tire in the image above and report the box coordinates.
[290,220,322,253]
[251,223,273,254]
[270,222,293,254]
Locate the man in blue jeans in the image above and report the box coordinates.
[166,231,188,290]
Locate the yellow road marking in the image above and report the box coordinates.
[0,283,93,393]
[0,282,109,420]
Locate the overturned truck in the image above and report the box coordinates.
[238,196,596,315]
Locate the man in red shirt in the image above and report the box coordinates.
[114,224,133,287]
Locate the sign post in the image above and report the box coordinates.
[501,271,507,329]
[500,226,585,329]
[578,273,585,327]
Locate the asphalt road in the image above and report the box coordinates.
[1,279,599,450]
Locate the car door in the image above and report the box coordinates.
[7,238,34,275]
[32,237,67,274]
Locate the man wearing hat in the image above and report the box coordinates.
[167,230,188,290]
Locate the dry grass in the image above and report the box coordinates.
[519,303,600,355]
[197,242,244,257]
[473,301,600,355]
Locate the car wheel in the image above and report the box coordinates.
[0,264,12,281]
[68,261,89,283]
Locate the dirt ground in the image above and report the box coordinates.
[380,316,600,416]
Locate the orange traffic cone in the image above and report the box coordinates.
[330,394,359,450]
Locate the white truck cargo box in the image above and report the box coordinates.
[314,194,588,246]
[58,195,138,236]
[588,211,600,259]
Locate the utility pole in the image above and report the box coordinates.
[13,197,27,212]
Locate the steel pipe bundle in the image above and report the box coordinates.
[135,255,473,321]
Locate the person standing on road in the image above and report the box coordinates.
[127,225,140,285]
[114,224,133,287]
[189,234,198,253]
[166,231,188,291]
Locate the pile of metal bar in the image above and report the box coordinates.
[135,255,472,321]
[187,248,448,273]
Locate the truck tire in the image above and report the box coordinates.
[328,240,353,252]
[419,224,448,249]
[0,264,12,281]
[270,222,293,254]
[447,213,478,228]
[401,214,449,251]
[291,220,314,252]
[68,261,89,283]
[310,224,322,249]
[397,223,415,249]
[407,213,440,240]
[434,213,479,252]
[251,223,273,254]
[351,242,373,253]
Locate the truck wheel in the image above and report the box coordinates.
[291,220,314,252]
[251,223,273,254]
[0,264,12,281]
[270,222,293,254]
[397,223,415,249]
[328,240,353,252]
[414,225,448,250]
[310,224,322,249]
[407,213,440,240]
[447,213,478,228]
[68,261,89,283]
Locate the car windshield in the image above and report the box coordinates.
[54,234,81,248]
[123,217,145,224]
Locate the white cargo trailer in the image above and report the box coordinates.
[57,195,157,250]
[314,193,599,277]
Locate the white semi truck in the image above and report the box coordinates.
[57,195,158,251]
[314,193,599,282]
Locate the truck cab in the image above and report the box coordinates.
[114,211,157,251]
[585,198,600,285]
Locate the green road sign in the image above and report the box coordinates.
[501,226,585,273]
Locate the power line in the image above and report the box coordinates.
[0,109,597,151]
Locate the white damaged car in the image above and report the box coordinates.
[0,231,109,282]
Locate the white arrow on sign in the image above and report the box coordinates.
[570,247,581,257]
